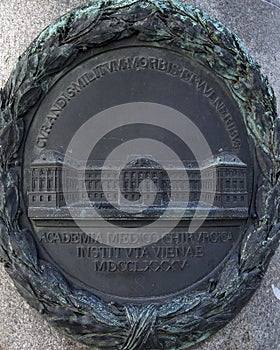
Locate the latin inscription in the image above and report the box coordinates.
[40,230,233,245]
[40,230,233,273]
[36,55,241,151]
[89,260,189,273]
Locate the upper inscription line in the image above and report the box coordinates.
[36,55,241,151]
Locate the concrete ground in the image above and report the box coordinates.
[0,0,279,349]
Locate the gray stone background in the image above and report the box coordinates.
[0,0,279,349]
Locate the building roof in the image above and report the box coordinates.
[208,151,247,167]
[31,150,247,169]
[32,150,65,165]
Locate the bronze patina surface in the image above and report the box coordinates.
[0,0,279,349]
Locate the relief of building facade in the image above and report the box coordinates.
[27,150,248,219]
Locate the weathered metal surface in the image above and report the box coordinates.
[0,0,278,349]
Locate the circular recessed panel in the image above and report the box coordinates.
[23,46,252,300]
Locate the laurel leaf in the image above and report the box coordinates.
[35,261,71,304]
[0,107,12,127]
[14,278,45,313]
[240,226,267,270]
[12,52,29,93]
[27,53,39,77]
[159,294,201,318]
[0,119,24,163]
[5,179,19,225]
[241,244,268,273]
[64,9,101,43]
[9,229,38,269]
[74,18,130,47]
[214,253,239,291]
[44,44,78,74]
[274,117,280,157]
[0,88,3,110]
[123,304,158,350]
[0,219,11,262]
[121,2,154,23]
[0,122,17,160]
[265,185,280,222]
[5,186,18,225]
[70,289,124,327]
[0,172,5,214]
[0,244,5,262]
[255,179,270,220]
[1,77,13,109]
[4,262,45,313]
[134,14,174,41]
[16,83,42,117]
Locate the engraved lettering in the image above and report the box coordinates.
[87,260,191,273]
[36,138,47,149]
[195,76,206,90]
[149,57,159,69]
[54,97,66,109]
[36,55,241,152]
[203,83,215,98]
[180,68,195,82]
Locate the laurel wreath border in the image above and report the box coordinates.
[0,0,279,349]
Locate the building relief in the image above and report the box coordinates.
[27,150,248,219]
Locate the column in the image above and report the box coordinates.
[45,169,48,191]
[53,169,56,191]
[37,170,40,191]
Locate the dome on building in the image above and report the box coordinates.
[127,157,160,168]
[32,150,65,165]
[206,151,247,167]
[32,150,81,167]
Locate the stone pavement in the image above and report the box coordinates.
[0,0,279,349]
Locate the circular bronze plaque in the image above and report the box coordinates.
[0,0,279,349]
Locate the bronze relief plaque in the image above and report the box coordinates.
[25,45,251,300]
[0,1,279,349]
